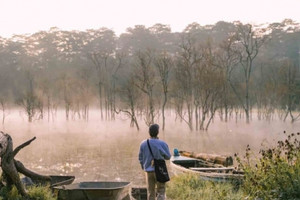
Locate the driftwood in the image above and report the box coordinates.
[0,131,51,198]
[179,150,233,166]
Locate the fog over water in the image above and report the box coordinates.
[0,109,299,186]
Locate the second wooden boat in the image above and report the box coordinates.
[170,155,244,182]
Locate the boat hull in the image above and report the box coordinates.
[170,156,243,183]
[49,175,75,187]
[22,175,75,187]
[53,181,131,200]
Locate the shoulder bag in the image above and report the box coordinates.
[147,139,170,183]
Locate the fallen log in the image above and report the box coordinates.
[179,150,233,166]
[0,131,51,198]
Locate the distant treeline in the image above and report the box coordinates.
[0,19,299,131]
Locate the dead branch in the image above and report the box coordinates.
[0,132,51,197]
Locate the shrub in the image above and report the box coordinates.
[0,186,22,200]
[27,185,56,200]
[166,173,243,200]
[236,132,300,200]
[0,185,56,200]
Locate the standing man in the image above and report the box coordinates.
[138,124,171,200]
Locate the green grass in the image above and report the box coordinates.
[0,186,21,200]
[166,173,243,200]
[27,185,56,200]
[0,185,56,200]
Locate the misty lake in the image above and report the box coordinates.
[1,109,298,186]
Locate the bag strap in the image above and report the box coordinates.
[147,139,154,158]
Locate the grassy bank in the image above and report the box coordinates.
[167,132,300,200]
[166,173,243,200]
[0,185,56,200]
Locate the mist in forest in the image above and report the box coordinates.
[0,109,297,186]
[0,18,300,186]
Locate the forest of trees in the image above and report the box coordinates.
[0,19,299,131]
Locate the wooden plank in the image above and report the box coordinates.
[189,167,235,171]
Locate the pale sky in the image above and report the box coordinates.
[0,0,299,37]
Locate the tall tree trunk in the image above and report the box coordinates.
[98,82,103,120]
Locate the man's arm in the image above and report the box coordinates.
[161,143,171,160]
[138,144,144,169]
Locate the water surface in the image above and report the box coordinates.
[1,109,297,186]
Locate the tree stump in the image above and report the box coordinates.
[0,131,51,198]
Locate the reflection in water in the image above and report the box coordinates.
[0,109,297,186]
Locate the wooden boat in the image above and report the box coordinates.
[53,181,131,200]
[22,175,75,187]
[170,155,244,182]
[46,175,75,187]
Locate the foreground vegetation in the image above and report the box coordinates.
[237,132,300,200]
[167,132,300,200]
[0,185,56,200]
[167,173,243,200]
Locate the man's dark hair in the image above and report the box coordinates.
[149,124,159,137]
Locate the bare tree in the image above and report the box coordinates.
[106,52,124,121]
[60,74,73,121]
[110,53,124,120]
[193,41,223,130]
[216,35,239,122]
[133,50,157,125]
[73,67,96,121]
[277,59,300,123]
[232,23,266,123]
[88,51,109,120]
[86,28,116,120]
[115,77,140,130]
[254,60,278,121]
[17,72,39,123]
[174,35,201,131]
[154,52,173,130]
